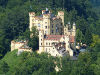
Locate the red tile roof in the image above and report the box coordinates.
[44,35,75,43]
[44,35,64,40]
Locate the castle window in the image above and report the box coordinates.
[41,43,42,45]
[52,30,53,33]
[41,39,42,41]
[49,43,50,46]
[46,42,48,45]
[45,22,47,24]
[45,26,47,29]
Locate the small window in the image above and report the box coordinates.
[45,22,47,24]
[41,43,42,45]
[41,39,42,41]
[49,43,50,46]
[46,42,48,45]
[52,30,53,33]
[45,26,47,29]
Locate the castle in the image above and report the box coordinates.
[29,8,76,56]
[11,8,76,57]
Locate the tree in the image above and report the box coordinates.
[85,28,92,45]
[76,52,94,75]
[76,29,84,43]
[0,61,9,74]
[28,26,39,51]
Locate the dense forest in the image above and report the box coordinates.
[0,0,100,75]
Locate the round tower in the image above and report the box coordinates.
[29,12,35,31]
[58,11,64,26]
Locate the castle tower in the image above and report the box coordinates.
[58,11,64,26]
[29,12,35,31]
[72,22,76,36]
[39,30,44,53]
[43,13,50,35]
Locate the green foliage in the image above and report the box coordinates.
[0,61,9,74]
[0,50,56,75]
[28,27,39,51]
[76,29,84,43]
[84,28,92,45]
[0,0,100,75]
[0,49,100,75]
[0,0,99,58]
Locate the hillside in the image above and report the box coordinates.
[0,50,100,75]
[0,0,100,75]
